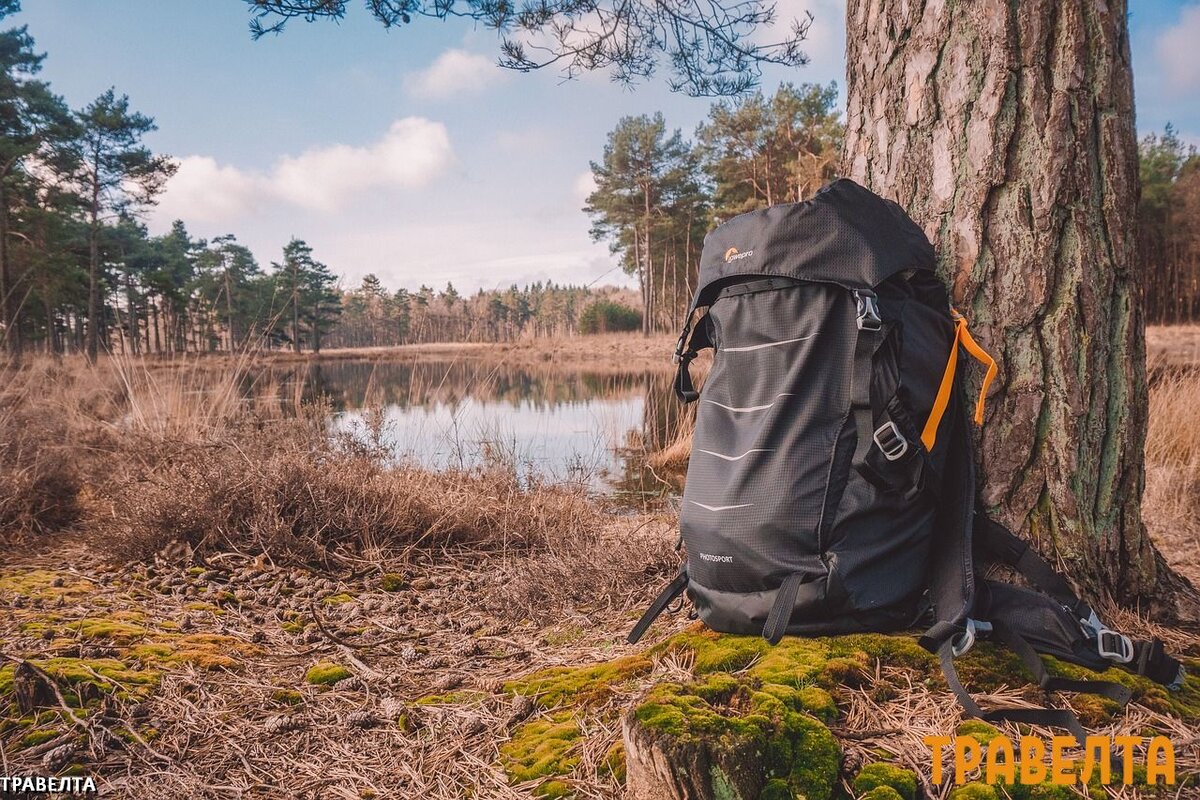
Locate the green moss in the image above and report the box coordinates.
[186,567,205,576]
[281,619,306,634]
[633,674,840,800]
[499,710,581,796]
[757,778,794,800]
[599,741,625,783]
[322,592,355,605]
[0,570,94,601]
[414,690,489,706]
[661,628,769,673]
[534,779,573,799]
[12,657,161,709]
[183,602,222,613]
[37,657,159,690]
[948,786,998,800]
[305,662,352,686]
[72,617,150,643]
[128,633,253,670]
[852,763,917,800]
[659,627,931,697]
[271,688,304,706]
[952,646,1200,724]
[18,728,61,748]
[860,788,905,800]
[379,573,408,592]
[505,654,653,709]
[955,720,1002,746]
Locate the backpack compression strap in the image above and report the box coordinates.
[975,517,1185,689]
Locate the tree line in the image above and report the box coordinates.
[3,0,1199,359]
[585,81,843,334]
[0,4,641,357]
[586,84,1200,332]
[1138,126,1200,324]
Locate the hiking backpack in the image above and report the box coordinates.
[629,179,1185,734]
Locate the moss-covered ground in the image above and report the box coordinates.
[494,624,1200,799]
[4,555,1196,799]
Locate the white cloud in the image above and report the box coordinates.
[1158,4,1200,94]
[573,171,597,204]
[405,49,505,99]
[155,118,453,221]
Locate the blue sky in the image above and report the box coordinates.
[11,1,1200,293]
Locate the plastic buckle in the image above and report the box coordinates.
[952,619,977,657]
[1097,630,1135,664]
[873,421,909,461]
[854,290,882,332]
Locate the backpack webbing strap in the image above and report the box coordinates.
[673,312,713,403]
[990,621,1133,704]
[921,310,997,451]
[849,290,885,473]
[856,396,926,500]
[763,572,805,645]
[627,567,688,644]
[934,638,1089,743]
[976,518,1185,690]
[975,517,1092,621]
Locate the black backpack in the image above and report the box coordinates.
[629,179,1184,736]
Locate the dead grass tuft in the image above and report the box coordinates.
[99,418,605,567]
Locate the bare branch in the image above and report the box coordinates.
[245,0,812,96]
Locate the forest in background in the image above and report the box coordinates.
[0,4,1198,357]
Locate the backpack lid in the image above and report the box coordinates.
[695,178,936,301]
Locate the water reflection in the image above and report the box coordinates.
[256,359,689,507]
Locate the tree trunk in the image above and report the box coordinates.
[86,196,101,362]
[0,177,21,360]
[843,0,1199,621]
[623,708,766,800]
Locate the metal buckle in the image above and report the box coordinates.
[854,290,882,331]
[1097,630,1135,664]
[873,420,909,461]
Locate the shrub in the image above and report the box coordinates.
[578,300,641,334]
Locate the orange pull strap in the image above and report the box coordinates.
[955,312,997,425]
[920,310,998,451]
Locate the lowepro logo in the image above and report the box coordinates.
[698,552,734,563]
[724,247,754,263]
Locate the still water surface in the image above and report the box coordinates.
[269,359,685,504]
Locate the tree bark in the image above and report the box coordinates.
[843,0,1199,622]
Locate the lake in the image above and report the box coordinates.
[256,358,688,507]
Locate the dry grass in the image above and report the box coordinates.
[199,332,679,376]
[2,342,1199,799]
[1144,367,1200,585]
